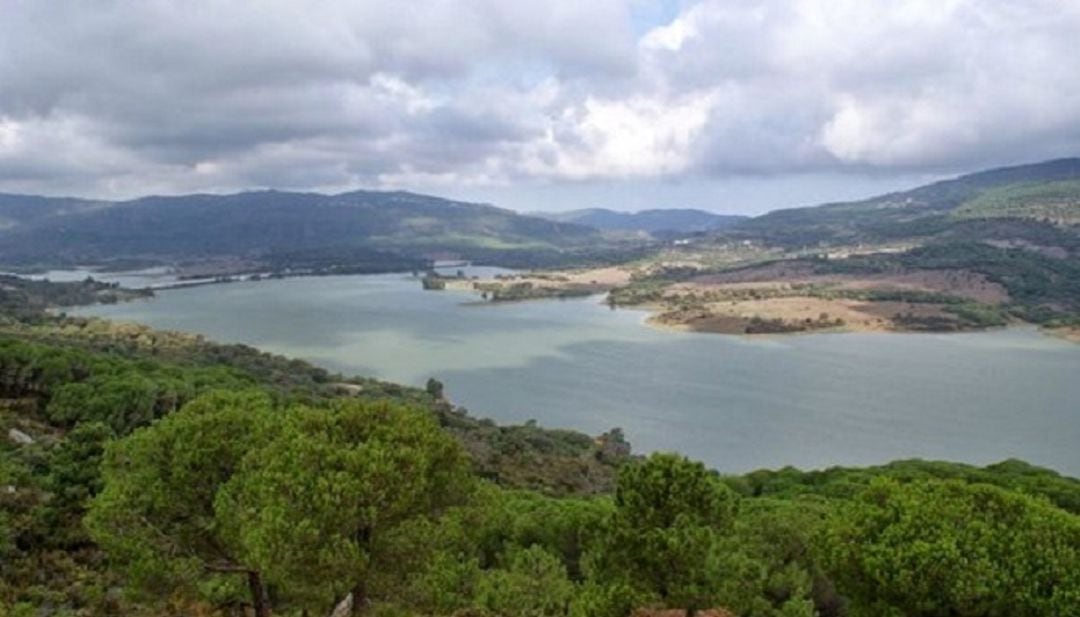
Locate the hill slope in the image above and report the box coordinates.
[535,207,746,235]
[952,180,1080,225]
[592,158,1080,335]
[730,158,1080,248]
[0,189,602,268]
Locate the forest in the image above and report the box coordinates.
[1,286,1079,617]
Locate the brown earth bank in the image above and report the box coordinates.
[425,255,1080,338]
[485,265,635,289]
[681,264,1009,304]
[647,296,961,335]
[1047,326,1080,343]
[623,257,1019,335]
[435,261,1014,334]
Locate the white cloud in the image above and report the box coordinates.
[629,0,1080,174]
[522,93,716,178]
[0,0,1079,201]
[640,14,697,52]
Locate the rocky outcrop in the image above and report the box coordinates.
[7,427,33,445]
[328,593,353,617]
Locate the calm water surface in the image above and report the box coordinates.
[73,272,1080,476]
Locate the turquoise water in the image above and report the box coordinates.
[73,272,1080,476]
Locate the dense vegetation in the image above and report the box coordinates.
[1,282,1078,616]
[8,380,1079,617]
[0,275,152,323]
[3,159,1080,615]
[814,242,1080,325]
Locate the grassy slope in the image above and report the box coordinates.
[952,180,1080,224]
[729,158,1080,247]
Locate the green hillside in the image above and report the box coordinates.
[730,158,1080,247]
[1,212,1078,617]
[952,180,1080,224]
[599,159,1080,334]
[0,190,606,270]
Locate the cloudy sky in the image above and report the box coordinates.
[1,0,1079,214]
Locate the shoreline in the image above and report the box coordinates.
[42,264,1080,344]
[43,278,1080,482]
[10,307,1080,481]
[1046,326,1080,344]
[431,267,1080,343]
[626,298,1072,342]
[637,298,1075,341]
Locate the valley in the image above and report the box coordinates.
[5,4,1080,615]
[5,262,1080,617]
[4,157,1080,617]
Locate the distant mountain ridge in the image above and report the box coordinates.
[2,157,1078,271]
[728,157,1080,248]
[533,208,746,235]
[0,189,602,268]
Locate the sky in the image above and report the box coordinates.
[1,0,1079,215]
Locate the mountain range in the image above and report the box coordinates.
[0,190,601,269]
[0,157,1077,271]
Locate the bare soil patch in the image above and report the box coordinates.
[449,266,637,298]
[683,265,1008,304]
[1047,326,1080,343]
[458,266,634,289]
[650,296,959,334]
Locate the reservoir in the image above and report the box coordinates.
[72,271,1080,476]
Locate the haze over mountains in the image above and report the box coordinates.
[531,208,746,235]
[0,157,1077,271]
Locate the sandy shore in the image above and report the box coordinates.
[492,266,634,289]
[1046,326,1080,343]
[679,265,1010,304]
[643,296,954,334]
